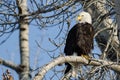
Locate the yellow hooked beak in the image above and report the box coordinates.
[77,15,83,21]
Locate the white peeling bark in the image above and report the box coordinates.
[17,0,30,79]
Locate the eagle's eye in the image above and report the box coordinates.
[81,15,84,17]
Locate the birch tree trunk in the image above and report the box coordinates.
[17,0,30,79]
[86,0,119,61]
[86,0,120,79]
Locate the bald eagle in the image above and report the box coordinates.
[64,11,94,77]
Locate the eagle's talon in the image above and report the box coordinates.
[81,54,92,64]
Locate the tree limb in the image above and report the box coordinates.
[33,56,120,80]
[0,58,21,72]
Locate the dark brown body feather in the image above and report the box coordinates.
[64,22,94,74]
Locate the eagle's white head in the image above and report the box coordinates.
[77,11,92,24]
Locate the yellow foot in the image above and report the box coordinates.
[81,54,91,59]
[81,54,91,64]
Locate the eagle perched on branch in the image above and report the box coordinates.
[64,11,94,77]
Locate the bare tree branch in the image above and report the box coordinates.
[0,58,22,72]
[34,56,120,80]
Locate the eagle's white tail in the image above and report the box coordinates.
[71,63,79,78]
